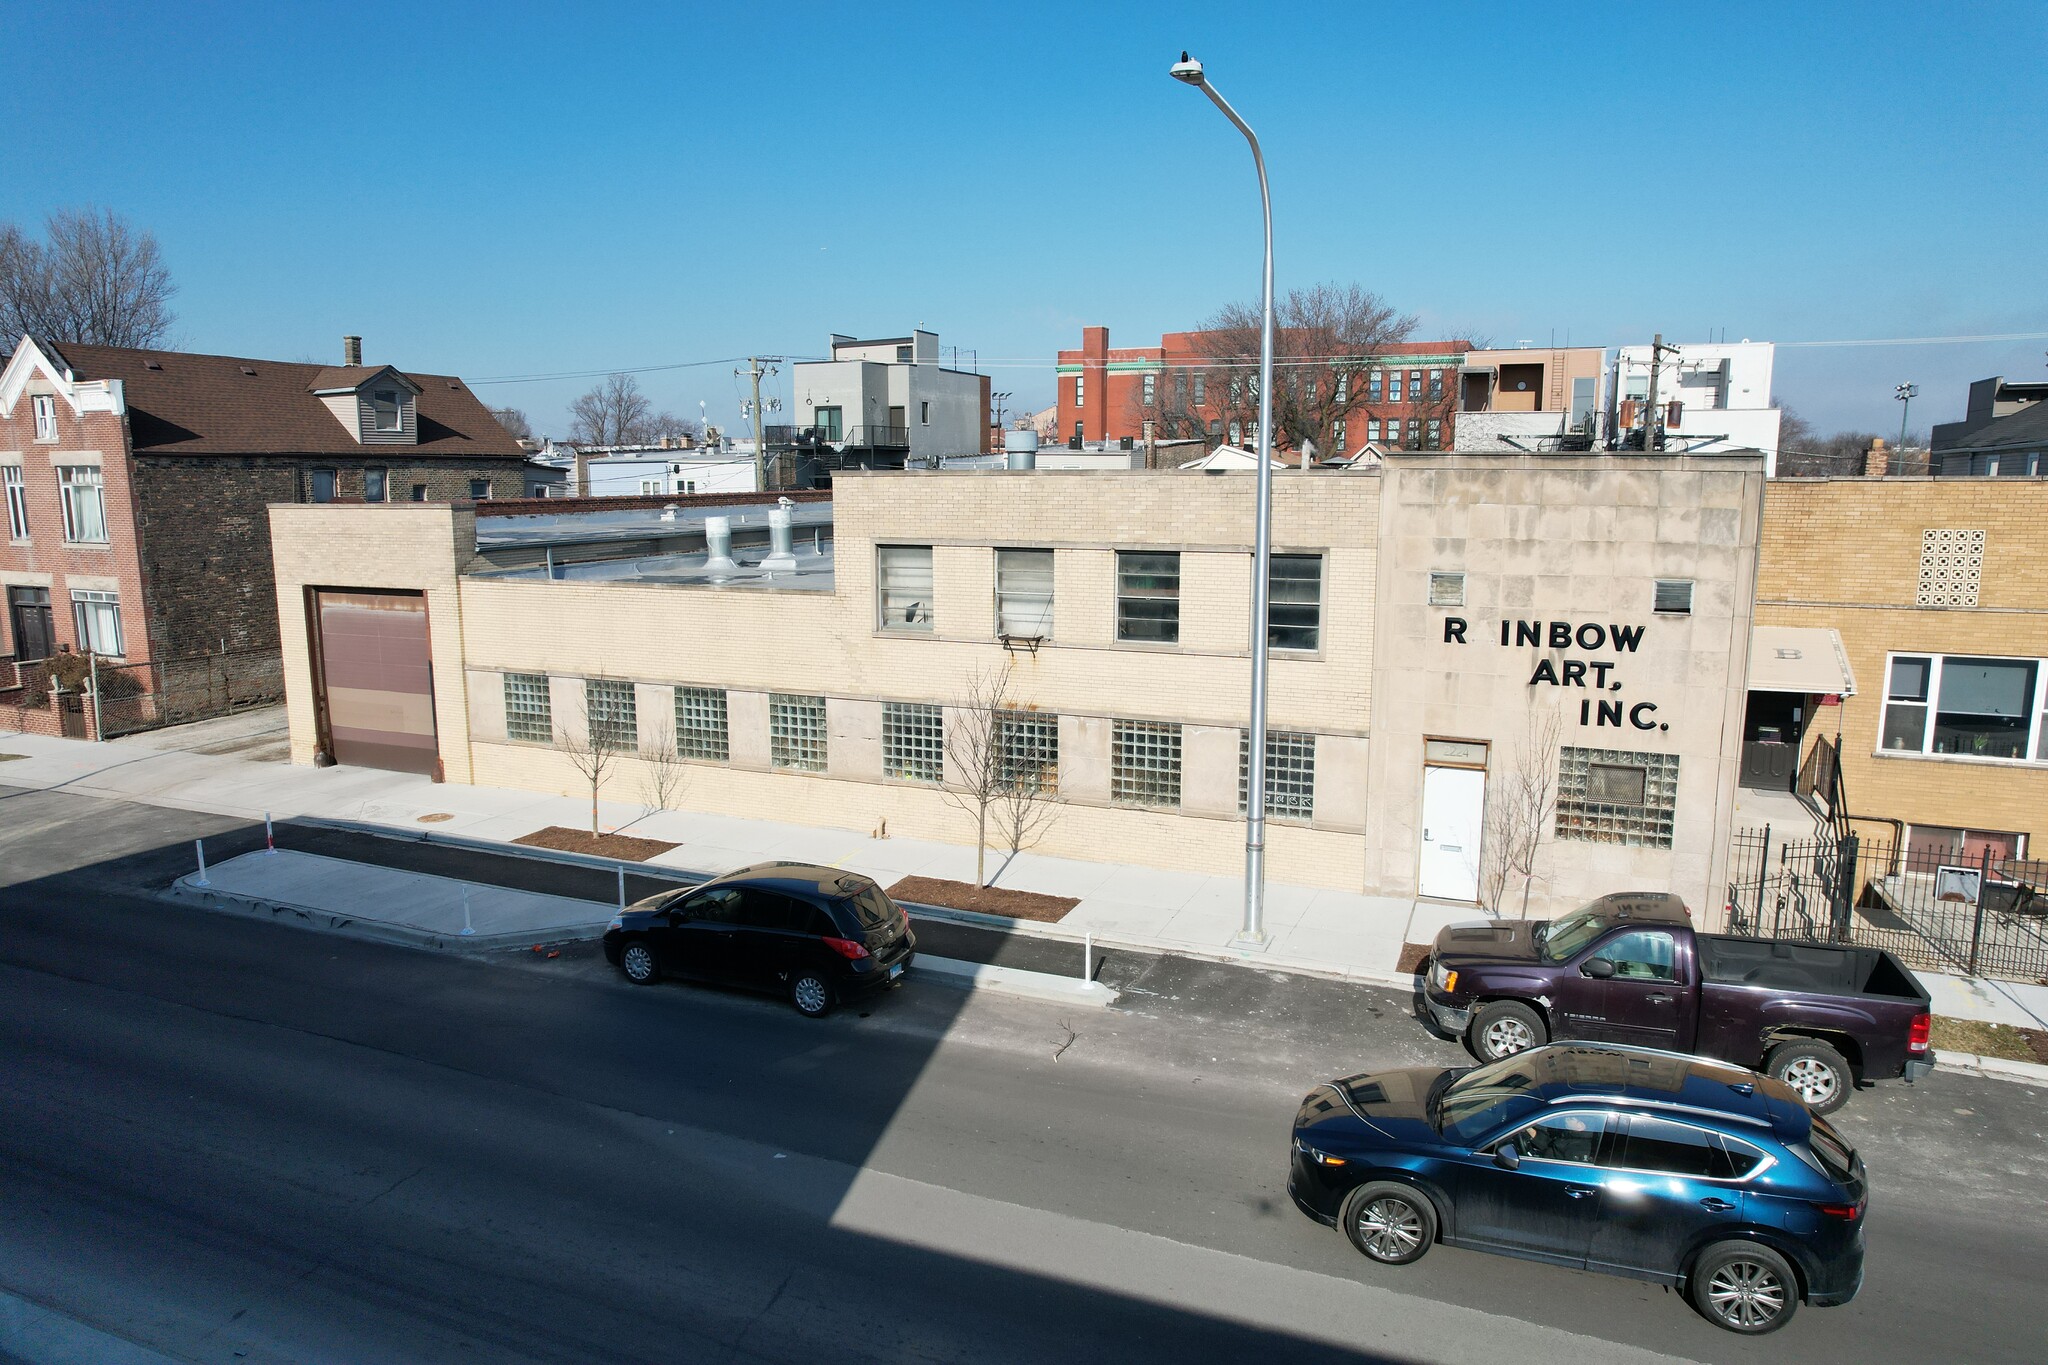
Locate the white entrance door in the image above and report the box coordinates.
[1418,765,1486,902]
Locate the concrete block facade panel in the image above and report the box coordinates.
[1316,734,1371,832]
[727,690,771,770]
[1060,713,1112,805]
[1181,724,1241,818]
[636,683,676,752]
[468,668,507,744]
[829,697,883,782]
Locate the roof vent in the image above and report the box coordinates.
[143,359,163,371]
[240,366,257,376]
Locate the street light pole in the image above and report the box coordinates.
[1172,51,1273,948]
[1894,382,1917,455]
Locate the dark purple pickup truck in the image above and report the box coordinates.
[1422,892,1935,1114]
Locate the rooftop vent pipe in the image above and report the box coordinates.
[343,335,363,366]
[761,502,798,573]
[703,516,738,574]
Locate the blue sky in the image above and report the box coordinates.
[5,1,2042,439]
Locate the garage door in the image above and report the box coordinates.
[314,590,438,775]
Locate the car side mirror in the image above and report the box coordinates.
[1494,1143,1522,1171]
[1582,957,1616,979]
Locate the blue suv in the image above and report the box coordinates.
[1290,1043,1866,1334]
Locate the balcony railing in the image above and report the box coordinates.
[794,424,910,450]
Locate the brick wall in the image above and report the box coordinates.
[1758,477,2048,847]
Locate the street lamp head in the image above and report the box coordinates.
[1169,52,1204,85]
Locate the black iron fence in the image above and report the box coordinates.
[1724,826,2048,984]
[89,647,284,739]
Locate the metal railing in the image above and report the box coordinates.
[793,424,910,449]
[1724,826,2048,983]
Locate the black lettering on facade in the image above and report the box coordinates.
[1444,616,1467,644]
[1548,621,1572,649]
[1529,658,1560,685]
[1576,623,1606,651]
[1590,661,1614,688]
[1561,659,1586,686]
[1610,623,1645,653]
[1580,698,1591,725]
[1630,702,1659,729]
[1598,700,1624,727]
[1516,620,1542,648]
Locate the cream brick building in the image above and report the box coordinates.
[269,457,1765,928]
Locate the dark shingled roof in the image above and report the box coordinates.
[51,342,524,459]
[1937,401,2048,454]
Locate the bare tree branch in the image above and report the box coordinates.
[938,663,1059,886]
[1,208,176,348]
[1481,707,1564,918]
[569,373,654,446]
[489,406,533,441]
[556,677,632,834]
[638,719,690,818]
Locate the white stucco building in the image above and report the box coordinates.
[792,330,990,463]
[1612,341,1782,474]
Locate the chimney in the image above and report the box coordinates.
[573,448,590,497]
[1863,437,1890,478]
[343,335,363,367]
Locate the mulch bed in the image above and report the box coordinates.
[514,825,678,861]
[887,875,1079,923]
[1396,942,1434,975]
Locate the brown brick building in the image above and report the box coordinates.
[1,334,525,726]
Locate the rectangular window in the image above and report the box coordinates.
[1207,418,1221,437]
[1111,719,1181,806]
[310,468,337,503]
[1367,418,1381,442]
[1331,418,1346,451]
[1388,374,1403,403]
[411,483,428,502]
[1240,729,1316,820]
[1428,370,1444,400]
[1654,579,1693,614]
[996,548,1054,639]
[1193,374,1205,406]
[585,678,638,750]
[1116,550,1180,644]
[32,394,57,441]
[675,686,729,760]
[1426,418,1442,449]
[1334,371,1349,404]
[1367,371,1383,403]
[1073,375,1085,409]
[1142,374,1157,406]
[1386,418,1403,445]
[364,468,388,502]
[70,589,122,655]
[503,672,553,742]
[883,702,944,783]
[1429,571,1465,607]
[770,693,828,770]
[920,400,931,425]
[813,405,843,440]
[998,712,1059,793]
[3,467,25,539]
[58,466,108,542]
[372,389,402,431]
[639,479,663,495]
[1269,554,1322,651]
[1556,746,1678,847]
[468,478,492,500]
[1881,655,1931,753]
[1932,656,2037,760]
[1228,421,1242,445]
[876,545,934,632]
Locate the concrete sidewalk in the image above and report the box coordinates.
[5,725,2046,1034]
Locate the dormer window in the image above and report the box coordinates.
[310,364,419,444]
[372,389,402,431]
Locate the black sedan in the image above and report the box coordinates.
[603,862,915,1016]
[1290,1043,1868,1334]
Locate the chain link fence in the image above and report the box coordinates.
[89,647,284,738]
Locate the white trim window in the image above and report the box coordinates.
[1073,375,1085,409]
[876,545,934,632]
[1268,554,1322,651]
[371,389,403,432]
[71,589,123,656]
[1880,653,2047,763]
[1115,551,1179,644]
[1142,373,1157,407]
[995,548,1054,639]
[363,467,389,503]
[3,466,26,540]
[32,394,58,441]
[58,466,108,542]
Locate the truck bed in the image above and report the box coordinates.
[1697,935,1927,1003]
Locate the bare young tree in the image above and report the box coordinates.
[646,410,704,444]
[639,719,690,812]
[1481,707,1565,919]
[941,663,1058,887]
[569,373,653,446]
[1191,283,1419,460]
[489,406,533,441]
[557,677,633,834]
[1,208,177,348]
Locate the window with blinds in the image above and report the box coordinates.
[996,548,1054,639]
[877,545,934,632]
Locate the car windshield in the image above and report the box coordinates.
[840,882,897,931]
[1539,905,1611,961]
[1433,1058,1545,1144]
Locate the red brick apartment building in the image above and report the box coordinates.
[1,334,524,733]
[1054,325,1473,457]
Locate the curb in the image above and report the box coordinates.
[1932,1049,2048,1086]
[915,954,1119,1009]
[164,876,610,953]
[293,815,712,886]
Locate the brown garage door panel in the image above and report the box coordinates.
[315,590,439,775]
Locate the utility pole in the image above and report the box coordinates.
[1642,334,1677,451]
[736,357,780,491]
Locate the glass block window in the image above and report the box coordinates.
[883,702,944,783]
[997,712,1059,794]
[770,693,828,770]
[1917,528,1985,607]
[1116,551,1180,644]
[877,545,934,632]
[585,678,638,750]
[1111,720,1181,807]
[675,686,729,761]
[996,548,1054,638]
[503,672,552,742]
[1269,554,1321,651]
[1429,571,1465,607]
[1556,747,1678,847]
[1240,730,1316,820]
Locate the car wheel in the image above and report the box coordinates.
[618,939,659,985]
[1691,1240,1799,1334]
[1468,1001,1547,1062]
[1339,1182,1436,1266]
[790,971,834,1018]
[1765,1039,1851,1114]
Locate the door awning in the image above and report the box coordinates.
[1749,626,1856,697]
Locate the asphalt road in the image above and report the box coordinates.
[3,783,2046,1365]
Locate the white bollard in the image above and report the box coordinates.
[618,865,626,911]
[193,839,210,888]
[1084,932,1093,982]
[264,811,276,855]
[460,885,476,937]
